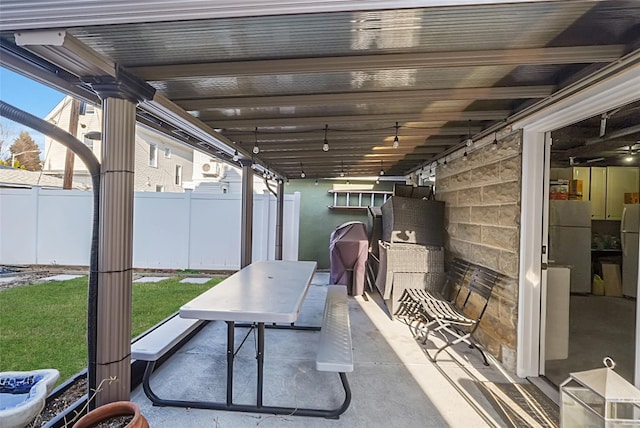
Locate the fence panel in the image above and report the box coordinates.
[0,188,300,270]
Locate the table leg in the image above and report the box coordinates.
[140,319,350,418]
[226,321,235,406]
[257,322,265,408]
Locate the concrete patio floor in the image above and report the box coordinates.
[131,272,558,427]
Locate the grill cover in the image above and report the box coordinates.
[329,221,368,296]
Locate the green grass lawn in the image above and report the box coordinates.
[0,275,223,385]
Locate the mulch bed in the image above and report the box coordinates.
[28,376,87,427]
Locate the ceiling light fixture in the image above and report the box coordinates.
[340,160,345,177]
[379,160,385,176]
[464,120,473,147]
[463,150,468,161]
[322,124,329,152]
[393,122,399,149]
[625,145,635,162]
[233,149,239,162]
[491,132,498,150]
[252,127,260,154]
[300,162,306,178]
[315,179,319,186]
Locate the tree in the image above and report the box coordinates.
[9,131,41,171]
[0,121,13,161]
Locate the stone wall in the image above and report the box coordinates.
[435,128,522,371]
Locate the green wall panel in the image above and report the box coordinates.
[286,179,396,269]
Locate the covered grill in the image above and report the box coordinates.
[329,221,369,296]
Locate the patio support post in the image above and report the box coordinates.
[240,160,253,268]
[275,179,284,260]
[83,70,155,408]
[95,97,136,407]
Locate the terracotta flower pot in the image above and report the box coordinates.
[72,401,149,428]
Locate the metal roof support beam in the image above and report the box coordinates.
[260,148,442,158]
[0,40,101,105]
[268,158,432,167]
[282,165,416,175]
[178,86,554,110]
[225,134,460,145]
[15,30,116,77]
[134,46,624,80]
[224,126,482,139]
[202,110,510,128]
[257,144,447,151]
[260,147,447,155]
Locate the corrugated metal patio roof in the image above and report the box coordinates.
[1,0,639,178]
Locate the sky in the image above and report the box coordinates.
[0,67,66,155]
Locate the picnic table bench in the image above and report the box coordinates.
[131,261,354,419]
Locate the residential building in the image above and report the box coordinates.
[42,96,194,192]
[42,96,269,194]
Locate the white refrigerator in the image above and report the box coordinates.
[621,204,640,298]
[548,200,592,294]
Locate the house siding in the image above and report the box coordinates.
[435,128,523,372]
[42,96,194,192]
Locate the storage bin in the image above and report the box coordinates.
[375,242,445,317]
[381,196,444,246]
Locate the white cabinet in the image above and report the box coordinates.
[588,167,639,220]
[606,166,640,220]
[590,167,607,220]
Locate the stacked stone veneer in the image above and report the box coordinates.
[435,128,523,371]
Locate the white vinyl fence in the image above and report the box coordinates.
[0,188,300,270]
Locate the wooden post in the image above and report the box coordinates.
[63,98,81,189]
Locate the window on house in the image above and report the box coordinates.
[164,148,171,158]
[155,184,164,192]
[175,165,183,186]
[149,144,158,167]
[84,105,95,115]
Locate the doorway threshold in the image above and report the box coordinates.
[528,376,560,406]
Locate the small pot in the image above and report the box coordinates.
[72,401,149,428]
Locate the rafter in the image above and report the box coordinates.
[200,110,508,128]
[258,144,452,153]
[239,136,459,148]
[224,126,482,139]
[261,147,442,160]
[178,86,553,110]
[132,46,624,80]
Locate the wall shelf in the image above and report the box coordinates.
[327,190,392,210]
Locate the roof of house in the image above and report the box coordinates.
[0,166,88,190]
